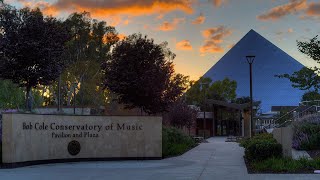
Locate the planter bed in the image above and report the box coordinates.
[245,157,320,174]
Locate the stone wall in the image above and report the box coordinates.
[272,126,293,157]
[2,113,162,163]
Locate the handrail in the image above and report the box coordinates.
[263,105,317,130]
[263,106,300,129]
[275,120,292,128]
[300,100,320,106]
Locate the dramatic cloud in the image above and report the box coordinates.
[200,40,224,53]
[257,0,307,21]
[200,26,232,54]
[305,2,320,16]
[201,26,232,40]
[176,40,193,51]
[39,0,194,17]
[157,18,185,31]
[192,14,206,25]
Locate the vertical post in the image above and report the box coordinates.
[204,104,206,138]
[246,55,255,137]
[73,83,76,115]
[200,82,207,139]
[58,75,61,112]
[250,62,254,137]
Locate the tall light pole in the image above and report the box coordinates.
[73,82,77,115]
[200,82,208,138]
[246,55,255,137]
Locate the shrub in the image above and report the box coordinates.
[252,157,320,173]
[240,133,282,162]
[240,133,275,149]
[292,122,320,150]
[245,140,282,161]
[296,113,320,124]
[162,126,196,158]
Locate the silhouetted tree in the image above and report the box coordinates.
[277,36,320,92]
[103,33,188,114]
[0,6,69,111]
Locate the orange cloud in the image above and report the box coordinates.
[212,0,227,7]
[14,0,60,16]
[176,40,193,51]
[200,26,232,54]
[305,2,320,16]
[157,18,185,31]
[202,26,232,40]
[192,14,206,25]
[199,40,224,53]
[257,0,307,21]
[42,0,194,18]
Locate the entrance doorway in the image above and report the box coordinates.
[215,120,240,136]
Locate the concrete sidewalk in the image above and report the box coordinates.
[0,137,319,180]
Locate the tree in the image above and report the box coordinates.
[0,6,69,110]
[186,77,237,107]
[185,77,212,106]
[232,96,251,104]
[277,36,320,92]
[58,12,119,109]
[301,91,320,106]
[167,100,198,135]
[103,33,187,114]
[0,80,25,109]
[208,78,237,101]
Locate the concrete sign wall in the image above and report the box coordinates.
[2,114,162,164]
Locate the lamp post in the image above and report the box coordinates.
[200,82,208,138]
[246,55,255,137]
[73,82,77,115]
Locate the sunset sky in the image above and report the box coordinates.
[5,0,320,80]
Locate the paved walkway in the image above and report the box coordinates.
[0,137,319,180]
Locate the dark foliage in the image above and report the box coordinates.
[167,100,198,134]
[276,67,320,91]
[302,91,320,102]
[0,6,69,110]
[240,133,282,162]
[292,122,320,150]
[103,33,187,114]
[162,126,196,158]
[276,36,320,92]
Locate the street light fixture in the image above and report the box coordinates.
[246,55,255,137]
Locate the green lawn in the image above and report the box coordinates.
[249,157,320,173]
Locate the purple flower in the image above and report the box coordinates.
[292,131,310,150]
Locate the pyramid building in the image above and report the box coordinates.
[203,29,305,112]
